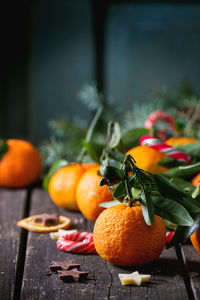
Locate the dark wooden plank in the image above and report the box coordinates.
[0,188,27,300]
[182,244,200,300]
[21,188,105,300]
[100,247,188,300]
[22,188,188,300]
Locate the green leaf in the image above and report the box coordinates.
[141,187,155,226]
[85,105,103,143]
[153,174,200,214]
[77,105,103,162]
[42,159,68,191]
[121,128,148,151]
[107,149,125,163]
[152,196,194,226]
[192,185,200,199]
[185,213,200,237]
[163,161,200,179]
[113,181,126,198]
[107,159,122,169]
[0,140,9,159]
[113,175,136,198]
[100,165,124,180]
[163,219,177,231]
[158,156,186,168]
[176,142,200,162]
[83,141,104,163]
[170,177,195,194]
[99,200,121,208]
[167,214,200,248]
[131,187,141,199]
[108,122,121,149]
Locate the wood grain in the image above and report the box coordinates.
[182,244,200,300]
[0,188,27,300]
[21,188,189,300]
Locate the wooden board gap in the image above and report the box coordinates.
[13,187,32,300]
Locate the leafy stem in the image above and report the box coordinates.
[76,105,103,163]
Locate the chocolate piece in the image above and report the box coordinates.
[34,213,59,226]
[49,261,81,273]
[58,268,89,283]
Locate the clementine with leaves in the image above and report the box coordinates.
[93,204,166,266]
[127,145,167,174]
[48,163,99,210]
[0,139,42,188]
[76,167,113,221]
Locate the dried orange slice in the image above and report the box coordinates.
[17,214,71,233]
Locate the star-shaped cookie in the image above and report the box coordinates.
[118,271,151,286]
[49,261,81,273]
[58,268,89,282]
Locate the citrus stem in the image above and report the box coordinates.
[76,105,103,163]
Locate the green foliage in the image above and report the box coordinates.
[99,121,200,248]
[163,161,200,179]
[40,81,200,169]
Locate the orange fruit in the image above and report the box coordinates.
[49,163,99,211]
[127,145,167,173]
[81,163,99,171]
[190,229,200,255]
[93,204,166,266]
[191,173,200,187]
[0,139,42,188]
[166,137,196,146]
[76,167,113,221]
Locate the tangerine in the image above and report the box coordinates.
[0,139,42,188]
[76,167,113,221]
[166,137,196,146]
[191,173,200,187]
[93,204,166,266]
[48,163,98,211]
[127,145,167,174]
[190,229,200,255]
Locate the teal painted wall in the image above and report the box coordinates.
[1,1,200,141]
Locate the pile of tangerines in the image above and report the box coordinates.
[1,110,200,267]
[47,134,200,266]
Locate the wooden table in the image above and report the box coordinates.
[1,187,200,300]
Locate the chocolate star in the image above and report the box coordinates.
[58,268,89,283]
[34,213,59,226]
[49,261,81,273]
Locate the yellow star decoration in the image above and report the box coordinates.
[118,271,151,286]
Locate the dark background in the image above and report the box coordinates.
[1,0,200,141]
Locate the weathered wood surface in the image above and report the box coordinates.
[182,244,200,300]
[0,188,27,300]
[21,188,189,300]
[1,187,199,300]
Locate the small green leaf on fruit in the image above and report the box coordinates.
[99,200,121,208]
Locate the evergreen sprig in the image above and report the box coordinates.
[40,81,200,168]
